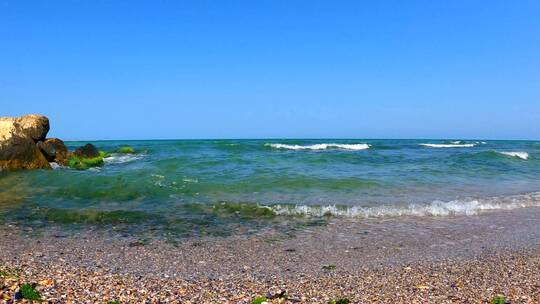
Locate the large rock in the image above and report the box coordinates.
[73,143,99,158]
[0,114,49,142]
[0,136,51,170]
[0,114,52,171]
[17,114,49,141]
[37,138,69,165]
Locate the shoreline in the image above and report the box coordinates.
[2,208,540,302]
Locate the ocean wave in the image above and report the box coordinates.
[498,151,529,160]
[103,153,143,164]
[267,192,540,218]
[420,143,476,148]
[266,143,370,151]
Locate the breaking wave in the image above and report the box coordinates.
[420,143,476,148]
[267,192,540,218]
[266,143,370,151]
[103,153,143,164]
[498,151,529,160]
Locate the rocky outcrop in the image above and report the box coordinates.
[37,138,69,165]
[73,143,99,158]
[0,114,54,171]
[0,136,51,170]
[1,114,110,171]
[0,114,50,142]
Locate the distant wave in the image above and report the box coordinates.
[498,151,529,160]
[420,143,476,148]
[267,192,540,218]
[265,143,370,151]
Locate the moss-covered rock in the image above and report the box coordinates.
[117,146,135,154]
[67,155,103,170]
[67,151,109,170]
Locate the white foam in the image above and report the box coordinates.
[499,151,529,160]
[49,162,61,169]
[266,143,370,151]
[420,143,476,148]
[103,153,143,164]
[268,192,540,218]
[182,177,199,183]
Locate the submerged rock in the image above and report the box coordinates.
[0,114,52,170]
[37,138,69,165]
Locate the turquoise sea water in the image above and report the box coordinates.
[1,139,539,237]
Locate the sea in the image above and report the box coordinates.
[1,139,539,238]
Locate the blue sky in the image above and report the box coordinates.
[1,1,539,140]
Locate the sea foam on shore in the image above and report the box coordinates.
[269,192,540,217]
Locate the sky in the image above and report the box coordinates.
[1,1,539,140]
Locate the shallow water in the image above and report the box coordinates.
[1,139,539,237]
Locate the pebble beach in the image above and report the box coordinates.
[3,0,540,301]
[2,207,540,303]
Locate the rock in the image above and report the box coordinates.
[0,114,49,142]
[0,136,50,170]
[73,143,99,158]
[0,114,52,170]
[16,114,50,141]
[13,290,23,300]
[37,138,69,165]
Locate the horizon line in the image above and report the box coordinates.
[58,137,540,142]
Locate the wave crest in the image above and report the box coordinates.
[498,151,529,160]
[420,143,476,148]
[265,143,370,151]
[103,153,143,164]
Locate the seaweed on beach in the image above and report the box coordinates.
[322,264,336,270]
[491,296,507,304]
[251,296,268,304]
[20,283,41,301]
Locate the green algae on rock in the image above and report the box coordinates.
[67,154,104,169]
[116,146,135,154]
[67,144,110,169]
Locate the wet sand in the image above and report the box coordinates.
[2,207,540,303]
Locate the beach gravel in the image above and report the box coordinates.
[2,207,540,303]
